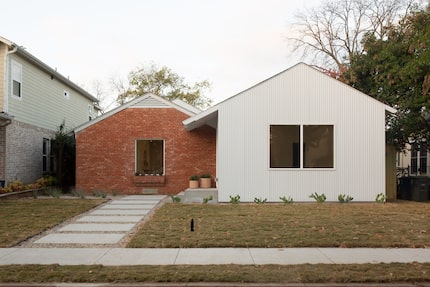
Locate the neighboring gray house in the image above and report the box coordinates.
[0,36,99,185]
[184,63,396,202]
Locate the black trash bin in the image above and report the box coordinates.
[410,176,430,202]
[398,177,411,200]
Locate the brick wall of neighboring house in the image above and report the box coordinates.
[75,108,216,195]
[5,120,55,184]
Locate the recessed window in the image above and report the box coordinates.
[270,125,334,169]
[136,139,164,175]
[11,60,22,98]
[42,138,49,173]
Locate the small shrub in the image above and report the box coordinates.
[71,188,85,198]
[170,195,181,203]
[46,187,62,198]
[279,196,294,204]
[203,195,213,204]
[338,194,353,203]
[376,193,386,203]
[200,174,211,178]
[111,190,119,197]
[309,192,327,203]
[229,194,240,204]
[189,175,199,180]
[92,190,107,198]
[254,197,267,204]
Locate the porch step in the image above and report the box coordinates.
[180,188,218,203]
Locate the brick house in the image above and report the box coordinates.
[74,93,216,195]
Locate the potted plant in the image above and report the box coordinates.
[189,175,199,188]
[200,174,211,188]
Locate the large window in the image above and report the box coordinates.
[270,125,334,169]
[136,140,164,175]
[11,60,22,98]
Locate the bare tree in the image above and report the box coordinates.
[288,0,422,73]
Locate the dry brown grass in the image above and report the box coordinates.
[0,198,106,247]
[127,201,430,248]
[0,263,429,284]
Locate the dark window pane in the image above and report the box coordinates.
[13,80,21,97]
[270,125,300,168]
[303,125,334,168]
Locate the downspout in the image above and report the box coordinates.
[4,44,18,113]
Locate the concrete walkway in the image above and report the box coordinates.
[1,194,429,266]
[28,195,166,247]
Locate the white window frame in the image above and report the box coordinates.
[88,104,94,120]
[269,124,335,170]
[11,60,22,99]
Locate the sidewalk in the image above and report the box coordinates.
[0,247,430,265]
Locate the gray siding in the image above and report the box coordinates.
[216,63,387,202]
[6,53,94,131]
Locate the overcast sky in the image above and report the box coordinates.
[1,0,323,109]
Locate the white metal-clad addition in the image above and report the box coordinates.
[185,63,394,202]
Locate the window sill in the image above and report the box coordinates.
[133,175,165,186]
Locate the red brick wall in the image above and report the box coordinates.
[75,108,216,194]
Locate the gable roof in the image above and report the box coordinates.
[183,62,396,131]
[74,93,199,134]
[0,36,97,103]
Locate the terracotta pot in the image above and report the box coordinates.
[200,178,211,188]
[189,180,199,188]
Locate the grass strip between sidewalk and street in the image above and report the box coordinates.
[0,263,429,284]
[128,201,430,248]
[0,198,107,247]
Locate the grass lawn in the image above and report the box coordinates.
[0,198,106,247]
[0,263,429,284]
[127,201,430,248]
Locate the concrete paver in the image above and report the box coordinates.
[34,233,126,244]
[99,204,154,210]
[76,215,145,223]
[89,209,150,215]
[59,223,136,232]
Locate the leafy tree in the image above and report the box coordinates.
[342,6,430,149]
[116,64,212,110]
[288,0,421,74]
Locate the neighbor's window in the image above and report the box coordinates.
[136,140,164,175]
[42,138,49,173]
[270,125,334,169]
[11,60,22,98]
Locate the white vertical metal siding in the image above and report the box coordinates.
[217,63,387,202]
